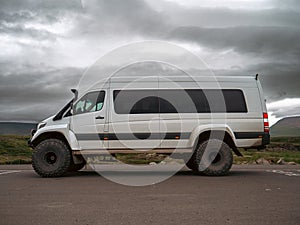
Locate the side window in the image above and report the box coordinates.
[222,89,247,113]
[114,90,159,114]
[200,89,247,113]
[73,91,105,115]
[159,90,198,113]
[130,96,159,114]
[159,97,177,113]
[113,89,247,114]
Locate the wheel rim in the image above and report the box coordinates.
[44,152,57,164]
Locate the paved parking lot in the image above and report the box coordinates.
[0,165,299,225]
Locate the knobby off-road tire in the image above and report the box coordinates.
[32,139,71,177]
[186,139,233,176]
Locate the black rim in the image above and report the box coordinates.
[44,152,57,164]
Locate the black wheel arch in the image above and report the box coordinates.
[194,130,242,157]
[31,132,71,149]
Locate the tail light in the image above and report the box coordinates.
[263,112,269,133]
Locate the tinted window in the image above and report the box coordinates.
[130,96,159,114]
[159,89,208,113]
[159,98,177,113]
[113,89,247,114]
[221,89,247,113]
[74,91,105,115]
[114,90,159,114]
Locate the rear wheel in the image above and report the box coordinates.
[32,139,71,177]
[188,139,233,176]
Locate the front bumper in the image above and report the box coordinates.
[27,129,36,147]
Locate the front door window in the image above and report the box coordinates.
[74,91,105,115]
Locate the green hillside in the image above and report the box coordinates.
[270,116,300,137]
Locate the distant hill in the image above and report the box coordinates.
[270,116,300,137]
[0,122,37,135]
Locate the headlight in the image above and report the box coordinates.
[37,122,47,129]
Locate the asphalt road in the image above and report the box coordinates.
[0,164,299,225]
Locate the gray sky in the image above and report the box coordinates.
[0,0,299,125]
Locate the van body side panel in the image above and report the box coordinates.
[68,76,266,151]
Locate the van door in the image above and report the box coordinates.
[108,80,160,150]
[158,78,199,150]
[70,90,108,150]
[158,89,193,150]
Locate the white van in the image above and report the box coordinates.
[29,75,270,177]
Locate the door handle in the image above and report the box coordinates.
[95,116,104,119]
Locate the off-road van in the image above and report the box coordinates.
[29,75,270,177]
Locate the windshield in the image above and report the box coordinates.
[53,99,73,121]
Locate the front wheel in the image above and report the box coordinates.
[189,139,233,176]
[32,139,71,177]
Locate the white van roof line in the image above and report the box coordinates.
[107,75,256,82]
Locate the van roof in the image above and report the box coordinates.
[78,75,259,96]
[108,75,257,83]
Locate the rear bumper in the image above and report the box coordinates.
[234,131,270,149]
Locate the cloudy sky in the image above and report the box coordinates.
[0,0,299,125]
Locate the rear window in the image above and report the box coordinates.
[113,89,247,114]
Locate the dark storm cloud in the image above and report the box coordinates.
[0,0,299,121]
[168,26,300,59]
[272,0,300,9]
[0,65,83,121]
[2,0,298,59]
[160,2,300,28]
[0,0,82,12]
[0,23,57,42]
[212,62,300,101]
[0,10,58,25]
[246,63,300,101]
[69,0,169,38]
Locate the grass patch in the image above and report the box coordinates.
[233,136,300,164]
[270,136,300,145]
[234,149,300,164]
[0,135,299,165]
[0,135,32,164]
